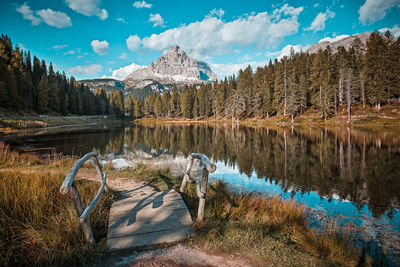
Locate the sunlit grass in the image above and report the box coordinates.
[180,181,365,266]
[0,143,118,266]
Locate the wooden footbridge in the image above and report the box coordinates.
[59,152,216,249]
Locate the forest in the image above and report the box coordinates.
[127,30,400,122]
[1,31,399,121]
[0,34,125,117]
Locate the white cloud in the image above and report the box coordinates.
[16,4,41,25]
[17,43,26,50]
[91,40,109,55]
[305,9,335,32]
[53,44,68,50]
[126,34,141,51]
[265,44,308,60]
[126,4,303,59]
[318,34,350,43]
[211,60,269,79]
[68,64,103,76]
[118,52,128,59]
[65,0,108,20]
[359,0,400,25]
[133,1,152,8]
[36,9,72,28]
[149,13,165,27]
[63,50,75,55]
[109,62,146,80]
[209,8,225,18]
[16,4,71,28]
[379,25,400,38]
[117,17,126,23]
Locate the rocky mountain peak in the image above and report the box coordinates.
[149,45,199,78]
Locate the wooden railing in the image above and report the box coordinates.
[179,153,216,222]
[59,152,107,244]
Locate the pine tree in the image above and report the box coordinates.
[48,63,60,112]
[365,32,387,110]
[37,71,49,113]
[180,85,194,118]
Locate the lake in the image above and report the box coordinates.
[3,122,400,261]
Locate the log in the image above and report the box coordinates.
[59,152,108,244]
[179,156,194,192]
[79,173,106,222]
[60,152,98,194]
[190,153,216,173]
[70,183,95,244]
[197,168,209,222]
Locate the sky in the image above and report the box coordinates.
[1,0,399,80]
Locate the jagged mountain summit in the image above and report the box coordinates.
[81,45,218,98]
[123,45,217,95]
[306,32,371,54]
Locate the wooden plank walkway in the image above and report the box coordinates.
[107,188,194,249]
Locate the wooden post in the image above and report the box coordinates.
[70,182,95,244]
[179,156,193,192]
[197,168,209,222]
[60,152,107,244]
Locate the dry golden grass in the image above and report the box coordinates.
[182,181,365,266]
[0,143,118,266]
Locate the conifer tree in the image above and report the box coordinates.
[37,71,49,113]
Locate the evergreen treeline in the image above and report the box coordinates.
[131,31,400,121]
[0,34,125,117]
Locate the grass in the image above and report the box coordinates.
[0,143,118,266]
[180,182,369,266]
[0,142,373,266]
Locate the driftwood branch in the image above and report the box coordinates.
[59,152,107,244]
[179,153,216,222]
[60,152,99,194]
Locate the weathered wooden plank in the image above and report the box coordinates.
[110,190,182,211]
[108,208,192,238]
[106,188,194,249]
[107,226,194,250]
[110,198,186,216]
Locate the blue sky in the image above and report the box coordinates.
[1,0,399,80]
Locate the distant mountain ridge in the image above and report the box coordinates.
[81,45,218,98]
[306,32,371,54]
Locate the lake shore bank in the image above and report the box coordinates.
[0,143,374,266]
[0,115,124,134]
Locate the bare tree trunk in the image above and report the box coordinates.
[334,90,337,115]
[346,70,351,122]
[284,61,287,116]
[339,69,344,105]
[361,76,365,109]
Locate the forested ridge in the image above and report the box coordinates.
[127,30,400,122]
[1,31,399,121]
[0,34,125,117]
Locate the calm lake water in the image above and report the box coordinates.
[3,122,400,261]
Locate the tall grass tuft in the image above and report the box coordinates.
[0,163,117,265]
[0,142,40,167]
[183,181,363,266]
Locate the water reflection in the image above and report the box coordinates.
[8,123,400,221]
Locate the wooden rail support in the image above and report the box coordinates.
[179,153,216,222]
[59,152,107,244]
